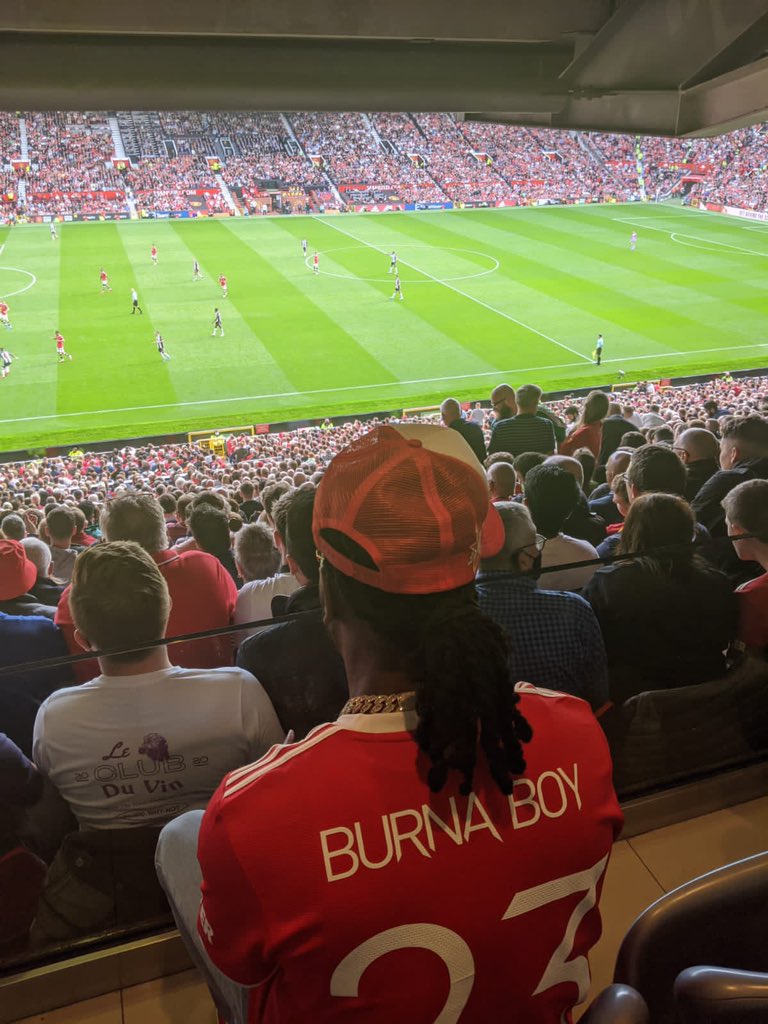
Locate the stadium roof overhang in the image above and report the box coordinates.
[1,0,768,136]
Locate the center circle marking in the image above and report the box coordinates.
[304,245,500,283]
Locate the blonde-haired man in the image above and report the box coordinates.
[34,541,282,830]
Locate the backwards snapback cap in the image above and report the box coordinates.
[0,539,37,601]
[313,424,504,594]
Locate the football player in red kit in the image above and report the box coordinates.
[313,252,319,274]
[55,331,72,362]
[156,424,622,1024]
[218,274,228,298]
[99,268,112,292]
[0,301,11,329]
[151,244,158,265]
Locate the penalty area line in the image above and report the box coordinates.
[2,341,768,427]
[311,215,593,364]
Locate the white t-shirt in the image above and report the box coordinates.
[469,407,486,426]
[234,572,299,644]
[540,534,599,592]
[33,666,283,829]
[641,412,665,429]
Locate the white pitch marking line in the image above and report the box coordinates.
[616,218,768,256]
[0,267,37,299]
[3,341,768,427]
[303,243,500,284]
[312,215,594,364]
[670,233,742,255]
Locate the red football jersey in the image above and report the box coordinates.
[197,684,622,1024]
[151,246,157,256]
[100,271,107,281]
[0,302,8,315]
[219,275,227,286]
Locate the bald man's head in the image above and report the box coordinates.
[675,428,720,464]
[544,454,584,489]
[440,398,462,427]
[491,383,517,420]
[487,461,517,501]
[605,449,632,484]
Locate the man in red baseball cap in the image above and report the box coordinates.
[0,539,57,619]
[157,424,621,1024]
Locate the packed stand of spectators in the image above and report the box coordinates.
[24,112,123,194]
[124,156,220,213]
[1,373,767,973]
[0,113,22,206]
[458,120,627,203]
[410,112,514,204]
[21,194,129,218]
[221,154,326,192]
[288,111,442,203]
[699,123,768,212]
[6,110,768,216]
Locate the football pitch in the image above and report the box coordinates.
[0,203,767,452]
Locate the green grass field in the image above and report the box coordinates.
[0,203,767,452]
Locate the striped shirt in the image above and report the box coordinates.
[489,413,556,456]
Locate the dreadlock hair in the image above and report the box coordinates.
[320,552,533,797]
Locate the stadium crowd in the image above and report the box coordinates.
[0,370,767,1016]
[2,111,768,219]
[1,104,768,1018]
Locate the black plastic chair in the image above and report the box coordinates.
[581,984,649,1023]
[675,966,768,1023]
[614,852,768,1023]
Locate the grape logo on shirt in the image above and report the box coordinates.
[86,734,187,799]
[139,732,170,762]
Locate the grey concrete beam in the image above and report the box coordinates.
[0,0,612,43]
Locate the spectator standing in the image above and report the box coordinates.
[489,384,557,457]
[55,494,238,683]
[584,493,737,703]
[156,423,622,1024]
[237,481,263,522]
[489,382,516,421]
[233,521,299,644]
[476,502,609,708]
[558,390,609,460]
[188,504,242,589]
[641,405,665,430]
[440,398,486,464]
[468,402,486,427]
[45,506,80,582]
[597,402,637,465]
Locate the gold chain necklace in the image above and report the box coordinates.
[340,691,417,716]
